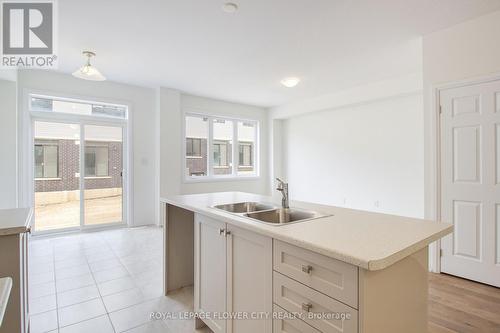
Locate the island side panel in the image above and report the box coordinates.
[164,203,195,294]
[358,247,428,333]
[0,234,21,333]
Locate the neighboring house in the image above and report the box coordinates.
[35,139,122,193]
[185,138,254,176]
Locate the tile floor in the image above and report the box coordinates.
[29,226,211,333]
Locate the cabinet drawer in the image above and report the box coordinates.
[273,240,358,308]
[273,272,358,333]
[273,304,321,333]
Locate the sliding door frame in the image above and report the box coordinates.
[20,89,132,236]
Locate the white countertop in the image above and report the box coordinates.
[161,192,453,271]
[0,208,33,236]
[0,277,12,327]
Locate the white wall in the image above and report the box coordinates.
[158,88,270,196]
[422,10,500,272]
[281,94,424,218]
[0,79,18,209]
[423,10,500,222]
[17,70,157,226]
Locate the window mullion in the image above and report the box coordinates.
[208,116,214,178]
[233,120,238,176]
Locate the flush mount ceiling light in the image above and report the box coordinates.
[280,77,300,88]
[222,2,238,13]
[72,51,106,81]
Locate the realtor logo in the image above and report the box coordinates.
[1,0,57,68]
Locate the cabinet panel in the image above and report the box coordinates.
[195,214,226,333]
[226,225,272,333]
[274,240,358,308]
[273,305,321,333]
[274,272,358,333]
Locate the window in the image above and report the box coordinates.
[185,116,208,177]
[186,138,202,157]
[85,144,109,177]
[239,143,253,166]
[30,95,127,119]
[212,119,233,175]
[213,141,229,167]
[237,121,256,175]
[34,141,59,178]
[184,114,258,180]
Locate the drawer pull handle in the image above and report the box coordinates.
[301,302,312,312]
[301,265,313,274]
[219,228,225,235]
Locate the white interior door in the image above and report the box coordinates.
[440,79,500,287]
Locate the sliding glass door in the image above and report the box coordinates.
[33,121,125,233]
[34,121,81,231]
[83,125,123,227]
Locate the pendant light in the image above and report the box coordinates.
[72,51,106,81]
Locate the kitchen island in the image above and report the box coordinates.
[160,192,452,333]
[0,208,32,333]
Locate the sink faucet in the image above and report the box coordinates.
[276,178,289,209]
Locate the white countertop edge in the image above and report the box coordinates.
[160,196,452,271]
[0,277,13,327]
[0,208,33,236]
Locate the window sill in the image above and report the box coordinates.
[35,177,62,181]
[183,175,260,183]
[186,156,203,159]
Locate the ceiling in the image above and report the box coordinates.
[56,0,500,107]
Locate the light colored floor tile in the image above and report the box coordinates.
[30,226,167,332]
[54,257,88,270]
[86,251,116,263]
[138,281,163,300]
[57,285,100,308]
[103,287,146,312]
[164,318,207,333]
[98,276,136,296]
[30,294,57,315]
[89,257,123,273]
[30,254,54,265]
[55,264,91,280]
[58,298,107,328]
[58,315,114,333]
[56,274,95,293]
[30,271,55,285]
[30,281,56,299]
[30,309,58,333]
[30,262,55,275]
[124,320,172,333]
[93,266,129,283]
[109,298,170,333]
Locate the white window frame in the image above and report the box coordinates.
[20,90,132,235]
[183,112,260,182]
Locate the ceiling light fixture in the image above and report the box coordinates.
[72,51,106,81]
[280,77,300,88]
[222,2,238,13]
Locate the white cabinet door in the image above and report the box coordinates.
[226,224,272,333]
[194,214,227,333]
[440,79,500,287]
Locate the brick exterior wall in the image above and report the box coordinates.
[186,138,208,176]
[35,139,122,193]
[185,139,255,176]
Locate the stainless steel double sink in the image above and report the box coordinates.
[212,202,331,226]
